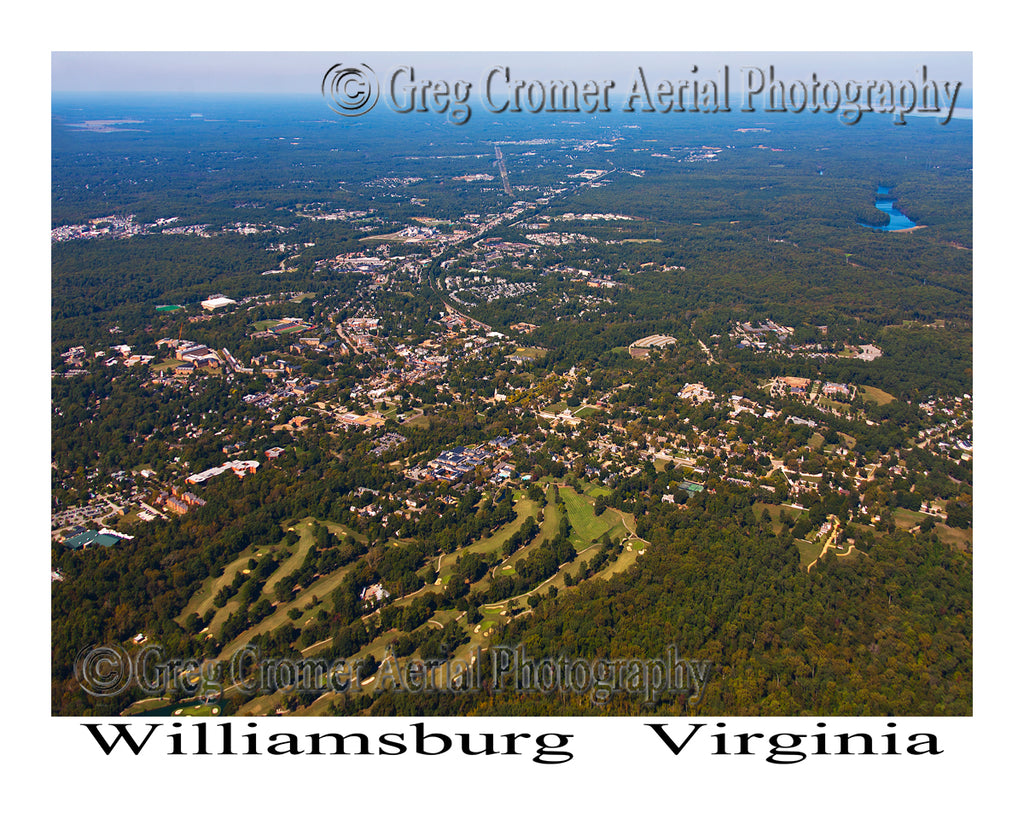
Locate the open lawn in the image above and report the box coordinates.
[149,356,184,373]
[752,502,787,536]
[817,397,852,414]
[321,519,367,543]
[496,500,562,572]
[603,507,641,543]
[177,546,268,626]
[559,485,611,549]
[218,561,358,661]
[258,520,317,599]
[860,385,896,406]
[464,496,541,555]
[592,546,639,581]
[894,508,928,529]
[170,703,222,717]
[935,523,972,551]
[402,413,431,429]
[796,539,820,568]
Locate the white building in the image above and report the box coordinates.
[201,295,237,311]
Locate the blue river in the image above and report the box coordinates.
[861,185,917,231]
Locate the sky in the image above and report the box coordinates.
[52,51,972,96]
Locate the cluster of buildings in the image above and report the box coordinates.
[157,485,208,515]
[406,436,518,484]
[51,214,143,242]
[678,382,715,403]
[448,279,537,308]
[97,344,156,369]
[629,334,677,359]
[371,432,407,457]
[186,460,260,485]
[731,319,794,349]
[524,231,599,246]
[766,376,856,404]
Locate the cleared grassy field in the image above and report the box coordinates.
[592,546,639,581]
[752,502,787,536]
[796,539,820,568]
[177,546,271,626]
[935,523,972,551]
[218,561,358,661]
[259,520,317,599]
[894,508,928,529]
[559,485,611,549]
[860,385,896,405]
[149,356,184,373]
[463,496,541,555]
[497,500,562,572]
[817,397,852,414]
[402,413,431,429]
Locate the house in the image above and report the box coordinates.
[360,583,390,604]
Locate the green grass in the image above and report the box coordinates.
[496,500,562,572]
[464,496,540,555]
[796,539,820,568]
[752,502,787,535]
[817,397,852,414]
[591,546,639,581]
[169,703,223,717]
[860,385,896,406]
[218,561,358,661]
[934,523,972,551]
[402,413,431,429]
[894,508,928,529]
[177,547,266,626]
[559,485,611,549]
[259,521,317,600]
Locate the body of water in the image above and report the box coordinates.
[861,185,917,231]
